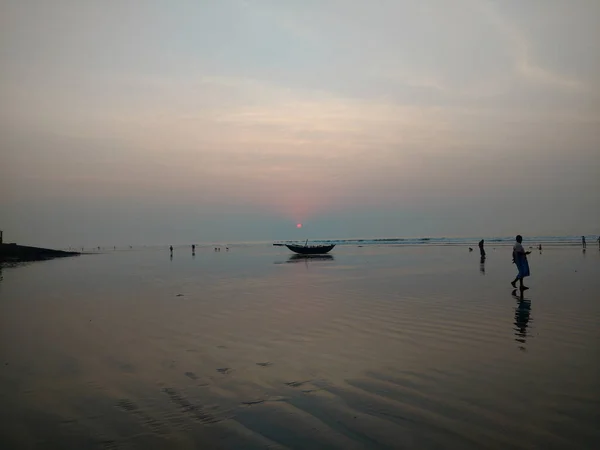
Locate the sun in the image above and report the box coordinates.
[296,223,303,229]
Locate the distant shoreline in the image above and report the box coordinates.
[9,235,596,253]
[49,241,593,251]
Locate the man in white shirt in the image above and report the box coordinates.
[511,235,531,291]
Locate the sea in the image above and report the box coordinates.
[1,241,599,449]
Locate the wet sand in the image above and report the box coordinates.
[1,245,599,449]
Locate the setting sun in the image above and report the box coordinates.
[296,223,303,228]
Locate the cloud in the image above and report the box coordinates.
[2,0,599,244]
[473,0,589,92]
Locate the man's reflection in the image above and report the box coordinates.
[512,289,532,351]
[479,256,486,275]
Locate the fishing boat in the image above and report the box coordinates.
[274,240,335,255]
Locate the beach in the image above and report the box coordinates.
[1,244,599,449]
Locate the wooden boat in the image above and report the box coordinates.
[284,242,335,255]
[273,239,335,255]
[285,244,335,255]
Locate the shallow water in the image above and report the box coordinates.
[1,245,599,449]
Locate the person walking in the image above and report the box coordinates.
[582,236,586,249]
[511,235,531,291]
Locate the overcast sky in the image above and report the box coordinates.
[1,0,599,247]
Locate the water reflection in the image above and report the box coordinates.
[289,254,334,263]
[0,261,30,270]
[512,289,532,351]
[0,261,30,284]
[274,255,335,265]
[479,256,486,275]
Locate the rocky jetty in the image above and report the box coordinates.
[0,243,80,263]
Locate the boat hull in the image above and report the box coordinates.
[285,244,335,255]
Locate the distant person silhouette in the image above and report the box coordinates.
[478,239,486,258]
[192,244,195,252]
[511,235,531,291]
[538,244,542,251]
[170,245,173,254]
[582,236,586,248]
[598,236,600,250]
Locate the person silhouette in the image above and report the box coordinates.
[478,239,486,258]
[582,236,586,249]
[511,235,531,291]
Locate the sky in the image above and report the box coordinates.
[1,0,599,247]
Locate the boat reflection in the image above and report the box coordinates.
[288,254,334,263]
[274,254,335,265]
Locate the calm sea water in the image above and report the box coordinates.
[1,245,599,449]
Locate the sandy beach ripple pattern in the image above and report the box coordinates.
[1,245,599,449]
